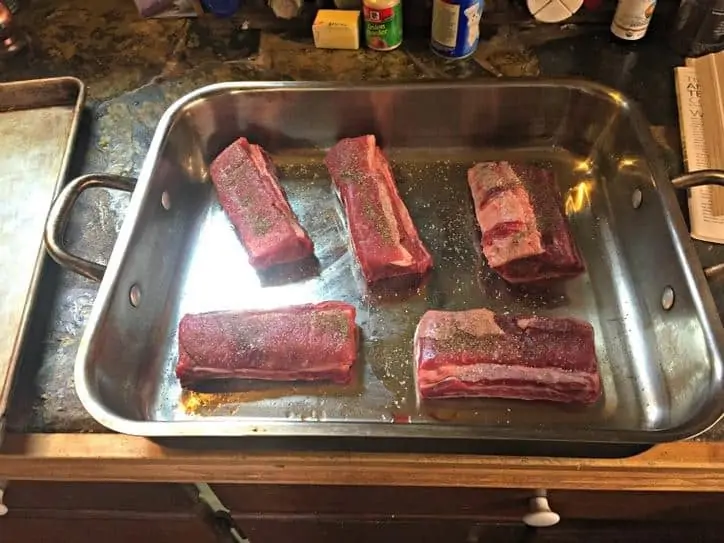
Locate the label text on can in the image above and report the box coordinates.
[431,0,483,59]
[364,2,402,51]
[611,0,657,41]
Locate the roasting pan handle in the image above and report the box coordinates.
[671,170,724,279]
[44,173,136,282]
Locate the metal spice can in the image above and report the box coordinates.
[430,0,483,60]
[363,0,403,51]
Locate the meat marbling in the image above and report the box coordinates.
[467,161,584,283]
[414,308,601,404]
[210,137,314,269]
[324,135,433,283]
[176,301,358,387]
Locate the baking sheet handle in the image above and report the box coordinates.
[672,169,724,279]
[44,174,136,282]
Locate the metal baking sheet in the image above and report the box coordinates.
[0,77,85,438]
[69,81,724,443]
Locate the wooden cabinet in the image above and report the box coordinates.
[212,484,532,520]
[213,485,724,543]
[549,490,724,522]
[534,521,722,542]
[216,486,532,543]
[2,483,724,542]
[236,520,722,543]
[212,484,724,523]
[0,482,217,543]
[238,519,526,543]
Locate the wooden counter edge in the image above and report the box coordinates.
[1,433,724,491]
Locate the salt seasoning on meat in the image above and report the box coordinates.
[324,135,433,283]
[467,161,584,284]
[414,308,601,404]
[210,137,314,270]
[175,301,358,388]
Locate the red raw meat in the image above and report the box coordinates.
[414,308,601,404]
[324,135,433,283]
[210,137,314,269]
[176,301,358,387]
[467,161,584,283]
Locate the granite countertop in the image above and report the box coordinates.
[4,0,724,442]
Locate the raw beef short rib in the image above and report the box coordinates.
[467,161,584,283]
[210,137,314,269]
[176,301,358,387]
[324,135,433,283]
[414,308,601,404]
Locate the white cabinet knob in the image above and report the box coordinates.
[0,482,8,517]
[523,489,560,528]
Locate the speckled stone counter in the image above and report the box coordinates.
[4,0,723,442]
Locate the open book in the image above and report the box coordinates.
[675,54,724,244]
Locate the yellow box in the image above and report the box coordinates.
[312,10,361,50]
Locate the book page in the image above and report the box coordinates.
[674,65,724,244]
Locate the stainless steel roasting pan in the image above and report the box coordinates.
[45,80,724,444]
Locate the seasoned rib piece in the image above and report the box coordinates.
[176,301,357,387]
[324,135,433,283]
[414,308,601,404]
[210,137,314,269]
[467,161,584,283]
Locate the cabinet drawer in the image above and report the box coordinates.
[536,520,721,542]
[549,491,724,522]
[214,485,724,525]
[4,482,197,513]
[235,518,723,543]
[236,518,526,543]
[213,484,530,519]
[0,517,217,543]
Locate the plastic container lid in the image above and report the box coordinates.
[527,0,583,23]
